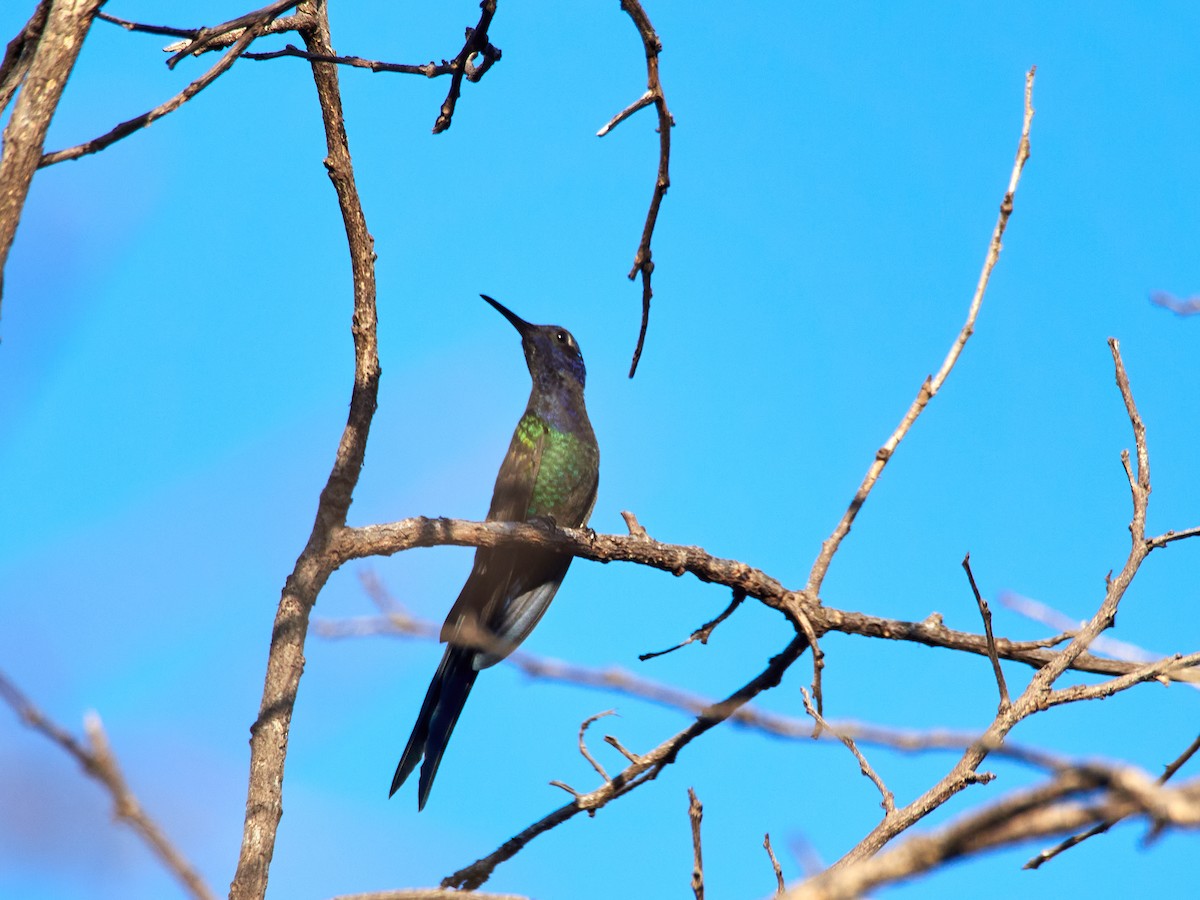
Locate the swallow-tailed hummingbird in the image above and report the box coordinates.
[390,294,600,809]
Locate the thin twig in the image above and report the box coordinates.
[577,710,616,782]
[962,553,1010,710]
[764,833,786,895]
[0,671,216,900]
[1147,525,1200,550]
[243,42,463,76]
[441,635,810,891]
[688,787,705,900]
[640,588,745,660]
[601,0,674,377]
[96,10,199,38]
[431,0,500,134]
[801,688,895,815]
[801,67,1036,604]
[40,23,264,167]
[164,0,299,68]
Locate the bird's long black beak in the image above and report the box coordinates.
[481,294,533,336]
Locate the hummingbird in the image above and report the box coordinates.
[390,294,600,809]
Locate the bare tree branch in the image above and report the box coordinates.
[227,1,379,897]
[598,0,673,377]
[441,635,810,891]
[800,688,895,816]
[39,22,267,167]
[962,553,1010,709]
[802,67,1036,602]
[329,519,1199,688]
[821,323,1168,876]
[163,0,301,69]
[0,670,216,900]
[1149,290,1200,316]
[789,769,1200,899]
[430,0,500,134]
[0,0,50,114]
[0,0,105,310]
[764,833,786,896]
[1025,732,1200,869]
[687,787,704,900]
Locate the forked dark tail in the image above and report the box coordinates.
[390,645,479,810]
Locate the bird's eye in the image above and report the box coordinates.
[555,331,568,343]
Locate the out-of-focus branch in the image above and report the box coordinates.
[1149,290,1200,316]
[1025,732,1200,869]
[0,670,216,900]
[787,769,1200,899]
[0,0,105,310]
[598,0,673,377]
[227,1,380,898]
[316,603,1079,764]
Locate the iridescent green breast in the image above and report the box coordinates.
[515,413,598,522]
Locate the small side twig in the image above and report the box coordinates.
[688,787,705,900]
[431,0,500,134]
[640,588,745,660]
[604,734,642,764]
[801,688,895,815]
[600,0,674,377]
[0,671,216,900]
[962,553,1010,710]
[164,0,299,68]
[764,833,786,895]
[621,509,649,538]
[577,710,616,781]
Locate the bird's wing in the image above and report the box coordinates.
[440,418,545,655]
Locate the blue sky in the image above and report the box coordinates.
[1,2,1197,898]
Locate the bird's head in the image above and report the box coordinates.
[481,294,587,391]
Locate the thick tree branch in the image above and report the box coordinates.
[227,1,379,898]
[329,519,1200,686]
[0,0,105,310]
